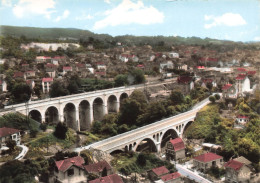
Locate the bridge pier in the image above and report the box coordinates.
[76,109,80,131]
[156,143,161,154]
[116,102,120,112]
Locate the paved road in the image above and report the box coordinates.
[15,144,29,160]
[176,164,212,183]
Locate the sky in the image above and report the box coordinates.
[0,0,260,42]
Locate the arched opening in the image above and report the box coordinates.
[161,129,179,150]
[29,110,42,123]
[183,121,193,137]
[119,93,128,105]
[45,106,59,124]
[136,138,157,152]
[63,103,77,130]
[129,144,133,151]
[93,97,105,121]
[79,100,91,131]
[107,95,118,113]
[110,149,124,156]
[124,145,128,152]
[156,134,159,142]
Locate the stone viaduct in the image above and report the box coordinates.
[3,85,145,131]
[75,98,210,154]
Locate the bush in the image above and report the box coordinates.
[209,96,216,103]
[214,94,220,100]
[137,153,146,166]
[53,122,68,139]
[39,123,47,132]
[30,129,38,138]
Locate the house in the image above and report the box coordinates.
[21,64,30,71]
[89,174,123,183]
[201,79,217,89]
[166,138,185,161]
[42,78,53,93]
[160,61,174,73]
[222,84,237,99]
[0,127,21,147]
[224,157,252,183]
[177,76,194,93]
[149,166,169,181]
[236,115,249,124]
[84,160,113,177]
[13,72,25,79]
[193,152,223,172]
[169,52,179,58]
[36,56,51,63]
[76,63,88,77]
[96,62,107,71]
[46,63,57,78]
[0,80,7,92]
[24,70,36,78]
[160,172,182,183]
[86,64,94,74]
[235,74,251,96]
[54,156,86,183]
[63,66,73,76]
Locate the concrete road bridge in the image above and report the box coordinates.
[75,97,210,154]
[1,80,175,131]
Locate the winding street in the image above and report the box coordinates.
[15,144,29,160]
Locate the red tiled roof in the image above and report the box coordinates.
[152,166,169,176]
[53,56,65,59]
[178,76,193,84]
[193,152,222,162]
[222,84,232,90]
[197,66,205,69]
[247,71,256,75]
[97,62,105,65]
[224,160,244,171]
[237,115,249,119]
[237,68,247,72]
[46,63,56,68]
[84,160,112,174]
[14,72,24,78]
[161,172,181,181]
[0,80,5,85]
[170,138,185,151]
[42,78,53,82]
[0,127,20,138]
[76,63,85,68]
[26,80,34,85]
[137,64,144,68]
[235,74,246,80]
[55,156,84,172]
[203,79,213,83]
[63,66,72,71]
[89,174,123,183]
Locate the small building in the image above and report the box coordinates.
[42,78,53,93]
[149,166,169,181]
[201,79,217,89]
[0,80,7,92]
[177,76,194,93]
[89,174,123,183]
[222,84,237,99]
[193,152,223,172]
[84,160,112,177]
[236,115,249,124]
[224,157,252,183]
[0,127,21,147]
[46,63,57,78]
[54,156,86,183]
[235,74,251,96]
[36,56,51,63]
[13,72,25,79]
[63,66,73,76]
[166,138,185,161]
[160,172,182,183]
[24,70,36,78]
[96,62,107,71]
[169,52,179,58]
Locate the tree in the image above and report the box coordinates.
[53,122,68,139]
[214,94,220,100]
[209,96,216,103]
[49,81,69,97]
[6,139,16,152]
[114,74,128,87]
[206,82,213,92]
[137,153,146,166]
[129,69,145,84]
[11,83,32,103]
[101,167,107,177]
[169,90,185,105]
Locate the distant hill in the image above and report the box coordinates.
[0,25,112,41]
[0,25,251,47]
